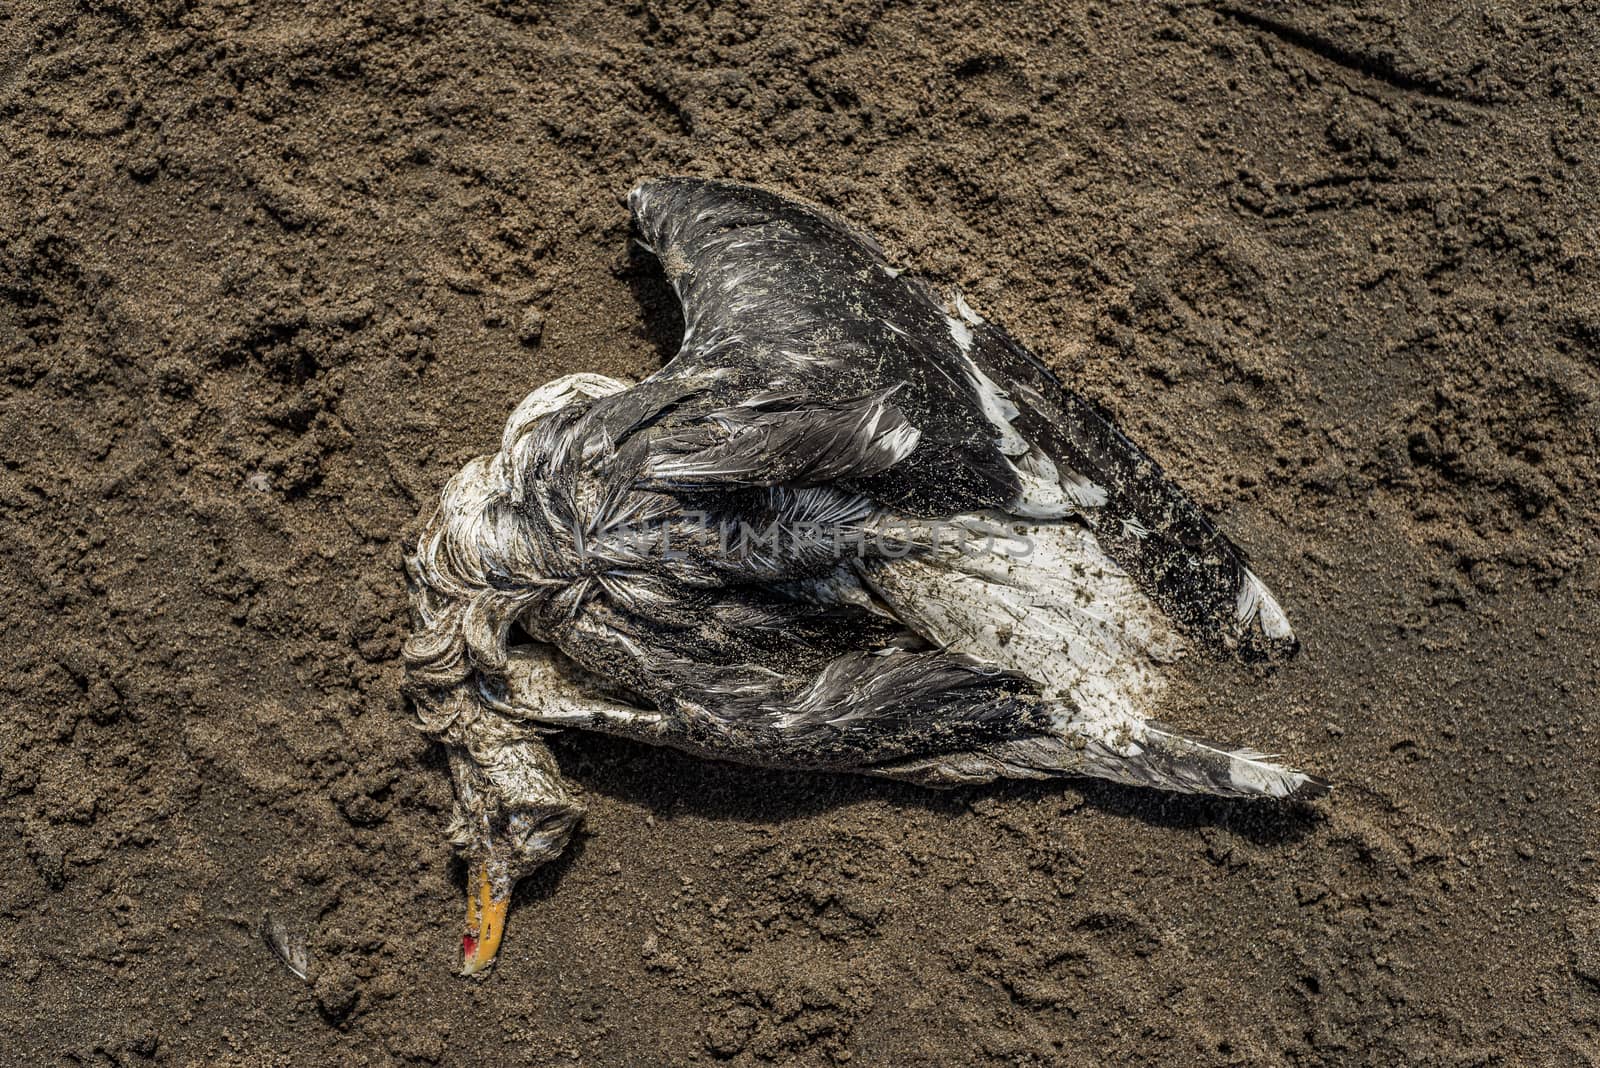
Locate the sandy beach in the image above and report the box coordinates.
[2,1,1597,1063]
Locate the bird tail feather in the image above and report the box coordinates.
[1112,721,1329,800]
[867,719,1329,801]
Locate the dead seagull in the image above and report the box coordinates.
[403,177,1326,975]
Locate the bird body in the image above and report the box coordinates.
[404,178,1324,973]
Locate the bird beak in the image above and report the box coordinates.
[460,861,510,976]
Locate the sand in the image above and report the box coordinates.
[2,1,1597,1064]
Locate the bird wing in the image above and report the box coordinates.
[628,177,1034,515]
[627,177,1296,662]
[560,593,1053,771]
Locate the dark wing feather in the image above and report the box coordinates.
[629,177,1025,514]
[628,176,1296,663]
[639,387,920,490]
[555,594,1051,771]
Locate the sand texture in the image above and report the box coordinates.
[2,1,1598,1064]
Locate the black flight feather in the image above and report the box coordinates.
[628,177,1296,662]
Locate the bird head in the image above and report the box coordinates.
[402,373,626,974]
[441,701,585,975]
